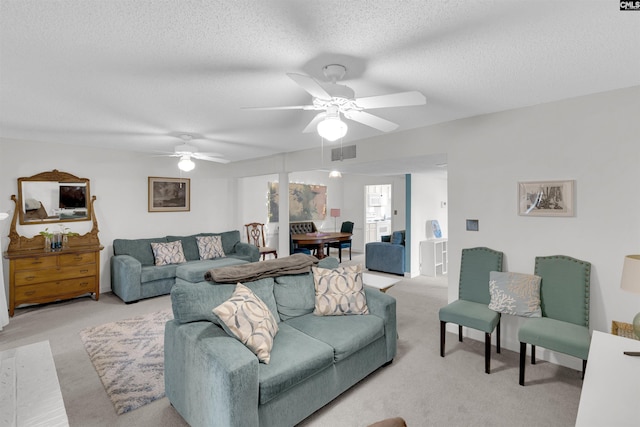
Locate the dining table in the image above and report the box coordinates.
[291,232,352,260]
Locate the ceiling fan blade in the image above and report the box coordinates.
[286,73,332,100]
[302,112,327,133]
[241,105,316,111]
[355,91,426,109]
[344,110,399,132]
[192,153,230,164]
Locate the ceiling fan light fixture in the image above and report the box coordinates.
[178,155,195,171]
[329,170,342,178]
[317,116,348,142]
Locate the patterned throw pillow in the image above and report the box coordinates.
[196,235,226,260]
[212,283,279,364]
[488,271,542,317]
[150,241,187,266]
[312,264,369,316]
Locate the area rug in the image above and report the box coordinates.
[79,308,173,414]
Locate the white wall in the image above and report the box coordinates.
[446,87,640,368]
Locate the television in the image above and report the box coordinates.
[59,184,87,209]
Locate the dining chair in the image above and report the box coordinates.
[244,222,278,261]
[289,233,311,255]
[439,247,504,374]
[327,221,354,262]
[518,255,591,386]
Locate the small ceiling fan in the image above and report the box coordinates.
[243,64,426,141]
[157,134,230,171]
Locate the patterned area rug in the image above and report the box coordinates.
[79,309,173,414]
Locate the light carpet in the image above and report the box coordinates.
[79,308,173,415]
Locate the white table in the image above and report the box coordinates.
[363,272,401,293]
[575,330,640,427]
[0,340,69,427]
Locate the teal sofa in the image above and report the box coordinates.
[365,230,406,276]
[111,230,259,303]
[164,257,398,427]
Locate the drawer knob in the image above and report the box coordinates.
[74,256,83,261]
[80,282,89,287]
[80,269,89,273]
[25,291,36,296]
[25,276,36,281]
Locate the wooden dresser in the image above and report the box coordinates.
[6,246,101,317]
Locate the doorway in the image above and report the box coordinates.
[365,184,392,244]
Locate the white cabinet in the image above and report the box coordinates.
[420,239,448,277]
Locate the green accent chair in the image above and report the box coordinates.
[518,255,591,386]
[439,247,504,374]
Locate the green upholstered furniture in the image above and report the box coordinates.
[518,255,591,386]
[439,247,504,374]
[111,230,259,303]
[164,257,398,427]
[365,230,406,276]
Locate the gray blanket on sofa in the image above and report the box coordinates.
[205,253,319,283]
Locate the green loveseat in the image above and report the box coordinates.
[110,230,259,303]
[164,257,398,427]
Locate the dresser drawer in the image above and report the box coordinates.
[14,277,97,304]
[13,256,58,271]
[14,264,97,286]
[59,252,96,266]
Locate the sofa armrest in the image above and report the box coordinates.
[365,242,405,275]
[110,255,142,303]
[164,320,259,427]
[233,241,260,262]
[364,288,397,362]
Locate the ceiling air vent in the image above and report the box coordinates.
[331,145,356,161]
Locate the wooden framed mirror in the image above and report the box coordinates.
[17,170,92,225]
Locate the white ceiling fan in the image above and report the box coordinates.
[157,134,230,171]
[243,64,426,141]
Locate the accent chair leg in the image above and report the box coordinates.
[485,332,491,374]
[519,342,526,386]
[349,245,352,260]
[582,360,587,380]
[531,345,536,365]
[458,325,463,342]
[440,321,446,357]
[339,248,342,263]
[496,321,501,354]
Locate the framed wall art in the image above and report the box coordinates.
[148,177,190,212]
[518,180,574,217]
[267,182,327,222]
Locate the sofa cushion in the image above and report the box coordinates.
[488,271,542,317]
[285,313,384,362]
[141,264,178,283]
[171,277,280,324]
[273,257,341,320]
[213,283,279,364]
[274,273,315,320]
[176,258,248,283]
[151,240,187,266]
[312,264,369,316]
[258,322,334,404]
[196,235,226,260]
[113,237,168,266]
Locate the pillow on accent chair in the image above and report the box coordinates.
[488,271,542,317]
[150,240,187,266]
[196,235,226,260]
[212,282,279,364]
[312,264,369,316]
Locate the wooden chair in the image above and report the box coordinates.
[327,221,354,262]
[244,223,277,261]
[439,247,504,374]
[518,255,591,386]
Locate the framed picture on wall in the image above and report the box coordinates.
[148,177,190,212]
[518,180,575,217]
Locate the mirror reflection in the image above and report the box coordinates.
[18,170,91,224]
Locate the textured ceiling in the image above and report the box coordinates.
[1,1,639,169]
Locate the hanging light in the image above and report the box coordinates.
[178,155,195,171]
[317,107,347,142]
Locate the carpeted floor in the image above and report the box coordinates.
[0,253,582,426]
[79,309,173,414]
